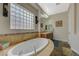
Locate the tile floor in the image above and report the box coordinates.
[51,40,79,56]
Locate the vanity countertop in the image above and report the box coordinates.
[40,32,53,34]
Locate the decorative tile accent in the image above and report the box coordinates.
[0,32,38,46]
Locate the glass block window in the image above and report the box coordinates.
[10,3,35,29]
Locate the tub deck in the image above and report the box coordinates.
[0,39,54,56]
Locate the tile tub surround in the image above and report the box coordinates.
[0,39,54,56]
[0,32,38,46]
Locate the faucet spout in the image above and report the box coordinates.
[33,45,37,56]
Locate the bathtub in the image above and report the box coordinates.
[7,38,48,56]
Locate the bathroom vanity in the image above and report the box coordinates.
[40,32,53,40]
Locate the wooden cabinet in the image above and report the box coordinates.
[40,32,53,39]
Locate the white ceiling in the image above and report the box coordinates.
[38,3,70,15]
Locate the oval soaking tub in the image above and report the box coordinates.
[7,38,48,56]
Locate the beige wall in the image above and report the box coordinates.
[76,4,79,34]
[45,12,68,42]
[0,3,39,35]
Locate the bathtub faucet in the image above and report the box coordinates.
[33,46,37,56]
